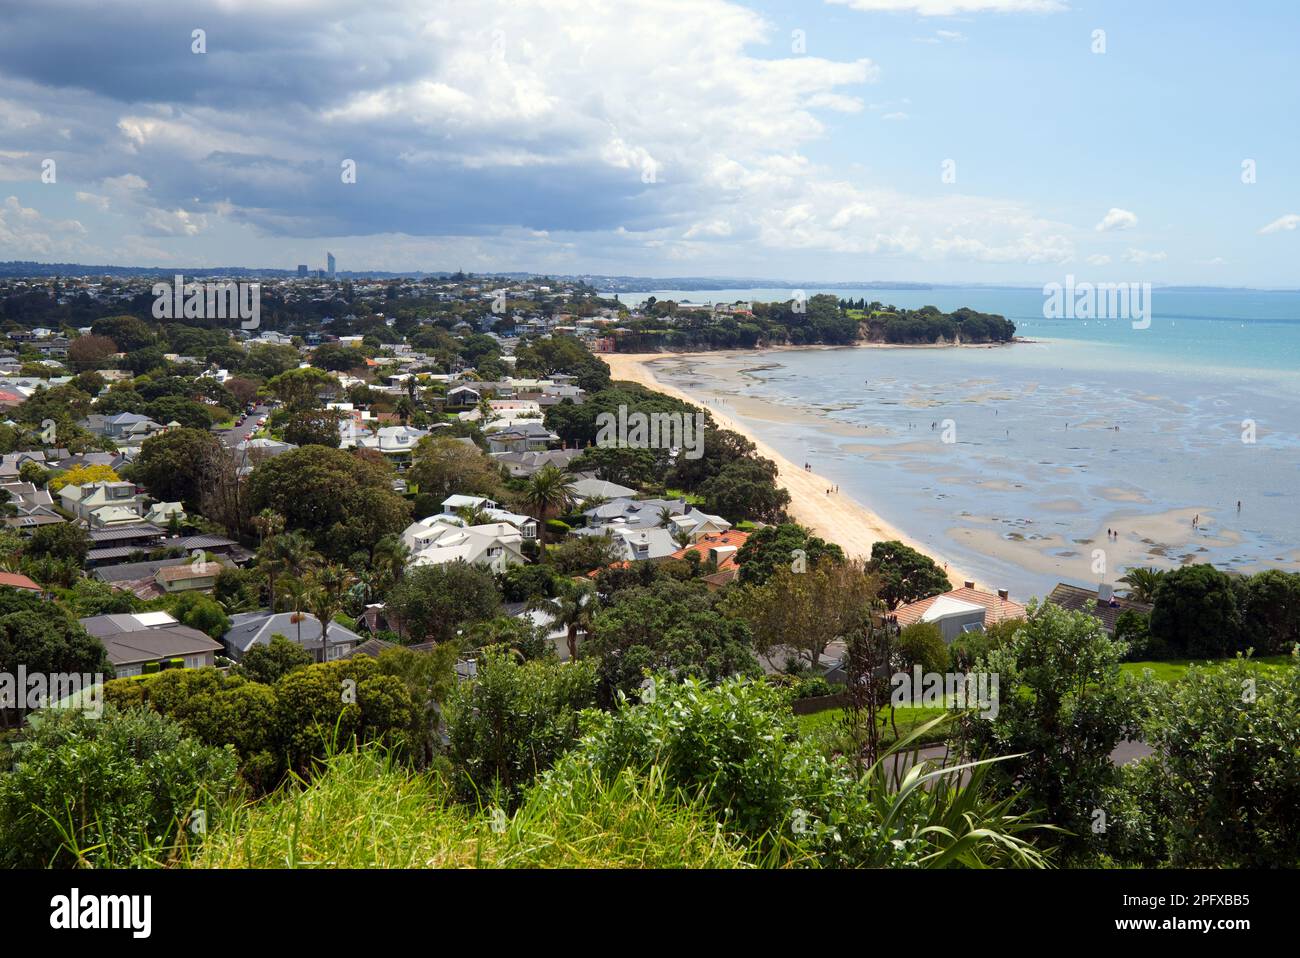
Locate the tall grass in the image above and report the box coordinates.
[193,745,751,869]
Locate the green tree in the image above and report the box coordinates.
[1149,563,1242,658]
[133,427,223,510]
[867,540,950,610]
[384,561,501,643]
[238,633,313,684]
[280,408,342,448]
[586,578,760,703]
[734,522,844,587]
[966,600,1144,856]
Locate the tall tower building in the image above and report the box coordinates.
[326,252,336,277]
[297,264,308,277]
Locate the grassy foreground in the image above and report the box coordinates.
[195,747,753,869]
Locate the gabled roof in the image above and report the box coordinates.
[1047,583,1152,635]
[892,586,1027,628]
[224,611,363,654]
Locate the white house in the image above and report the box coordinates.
[400,515,526,572]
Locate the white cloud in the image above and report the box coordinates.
[0,195,90,258]
[1095,207,1138,232]
[1086,253,1111,265]
[1123,248,1166,265]
[75,191,111,211]
[829,0,1066,15]
[1259,214,1300,235]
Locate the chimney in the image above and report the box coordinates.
[963,580,975,590]
[997,589,1009,601]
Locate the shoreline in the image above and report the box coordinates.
[600,351,975,590]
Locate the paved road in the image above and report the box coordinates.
[215,403,269,450]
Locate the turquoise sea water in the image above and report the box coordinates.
[629,287,1300,599]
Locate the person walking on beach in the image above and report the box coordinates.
[1237,500,1242,512]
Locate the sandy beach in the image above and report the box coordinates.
[601,351,974,589]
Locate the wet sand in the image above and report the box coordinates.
[601,351,974,589]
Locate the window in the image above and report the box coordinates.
[184,654,206,668]
[117,664,143,678]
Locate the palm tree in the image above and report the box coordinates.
[455,504,495,527]
[277,576,312,648]
[304,563,355,662]
[519,463,576,542]
[251,509,285,548]
[370,534,410,597]
[528,578,594,661]
[1118,567,1165,603]
[257,531,319,611]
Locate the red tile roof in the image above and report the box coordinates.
[891,586,1026,627]
[669,530,750,570]
[0,571,42,592]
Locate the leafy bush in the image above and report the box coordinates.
[444,648,599,807]
[0,706,238,867]
[1138,655,1300,867]
[103,659,417,793]
[896,622,947,674]
[555,676,1055,868]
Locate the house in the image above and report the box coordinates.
[79,611,223,677]
[59,480,148,526]
[1047,582,1152,636]
[484,422,558,454]
[80,412,167,444]
[153,559,228,594]
[567,476,636,502]
[400,516,526,572]
[353,424,429,469]
[440,495,538,538]
[605,526,679,562]
[145,501,186,526]
[233,437,297,474]
[665,508,731,543]
[0,571,44,594]
[669,529,750,583]
[223,611,363,663]
[577,496,692,535]
[0,481,64,534]
[85,522,167,564]
[92,556,192,600]
[491,448,583,479]
[890,580,1027,644]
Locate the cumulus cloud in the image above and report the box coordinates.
[1259,214,1300,235]
[0,195,89,258]
[1095,207,1138,232]
[1123,248,1166,265]
[0,0,1087,274]
[829,0,1066,15]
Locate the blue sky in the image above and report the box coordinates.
[1,0,1297,285]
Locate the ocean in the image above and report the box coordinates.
[624,287,1300,601]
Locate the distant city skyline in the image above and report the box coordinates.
[0,1,1297,286]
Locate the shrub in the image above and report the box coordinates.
[895,622,947,674]
[1139,655,1300,867]
[444,648,599,808]
[0,706,238,868]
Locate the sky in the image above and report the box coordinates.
[1,0,1298,286]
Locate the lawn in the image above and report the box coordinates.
[795,704,950,747]
[1120,655,1292,683]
